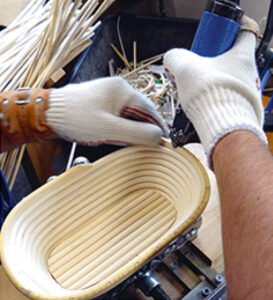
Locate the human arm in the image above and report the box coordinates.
[0,77,167,153]
[213,130,273,300]
[164,15,273,299]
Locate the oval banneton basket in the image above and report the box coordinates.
[0,140,210,300]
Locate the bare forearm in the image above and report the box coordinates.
[213,131,273,300]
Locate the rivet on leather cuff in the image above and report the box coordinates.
[0,88,56,147]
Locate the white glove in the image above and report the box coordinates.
[46,77,168,146]
[164,16,268,164]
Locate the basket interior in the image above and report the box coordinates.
[1,144,209,299]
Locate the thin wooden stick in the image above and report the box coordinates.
[50,0,82,52]
[8,0,45,28]
[0,27,45,64]
[60,39,92,70]
[89,0,115,27]
[264,87,273,92]
[0,153,7,169]
[140,53,164,65]
[122,56,163,79]
[0,35,41,90]
[1,152,11,175]
[43,0,59,69]
[35,16,102,86]
[116,16,128,65]
[3,150,18,182]
[66,1,101,50]
[60,0,72,24]
[9,145,26,190]
[110,43,130,69]
[0,0,44,38]
[66,142,77,171]
[22,24,52,87]
[0,16,48,56]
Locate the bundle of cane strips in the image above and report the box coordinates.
[111,43,178,131]
[109,16,178,131]
[0,0,115,188]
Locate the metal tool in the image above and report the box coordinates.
[137,273,171,300]
[118,229,227,300]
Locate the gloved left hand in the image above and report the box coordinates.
[163,16,267,164]
[46,77,168,146]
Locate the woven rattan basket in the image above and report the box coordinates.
[0,140,210,299]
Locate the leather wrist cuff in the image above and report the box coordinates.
[0,88,56,147]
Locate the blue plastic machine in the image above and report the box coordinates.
[191,0,243,56]
[171,0,244,146]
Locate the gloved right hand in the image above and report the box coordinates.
[164,16,268,165]
[46,77,168,147]
[1,77,167,152]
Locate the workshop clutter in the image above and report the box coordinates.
[0,0,115,190]
[69,13,198,162]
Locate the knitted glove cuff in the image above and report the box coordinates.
[45,88,68,139]
[184,86,268,166]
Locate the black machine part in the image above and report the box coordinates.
[137,273,172,300]
[264,111,273,132]
[135,240,227,300]
[256,0,273,75]
[206,0,243,22]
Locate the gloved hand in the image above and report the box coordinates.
[46,77,168,146]
[164,16,268,164]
